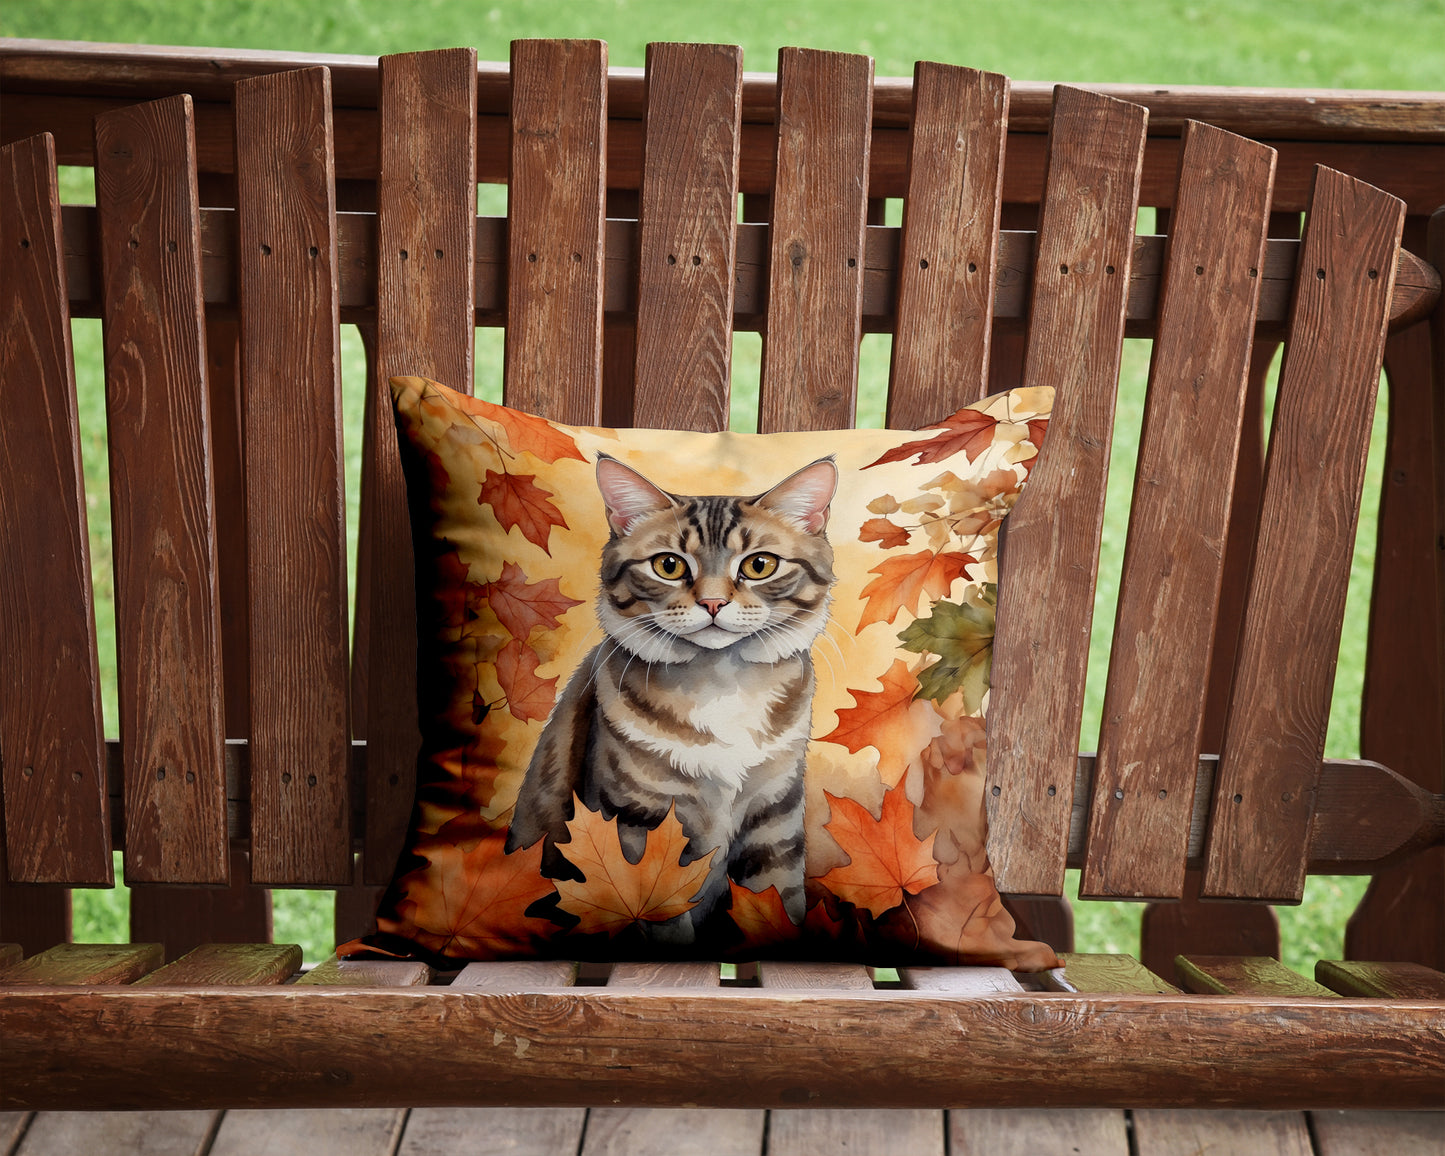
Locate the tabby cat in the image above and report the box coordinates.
[504,453,839,941]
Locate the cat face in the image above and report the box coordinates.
[594,455,838,664]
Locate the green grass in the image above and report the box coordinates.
[21,0,1433,969]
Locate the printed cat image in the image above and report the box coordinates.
[505,453,839,941]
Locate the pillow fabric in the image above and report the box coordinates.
[342,376,1060,971]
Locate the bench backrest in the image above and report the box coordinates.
[0,41,1440,952]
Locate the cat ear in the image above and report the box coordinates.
[756,457,838,535]
[596,454,677,535]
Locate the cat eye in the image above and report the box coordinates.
[739,553,780,580]
[650,553,689,580]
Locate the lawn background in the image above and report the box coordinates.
[4,0,1440,968]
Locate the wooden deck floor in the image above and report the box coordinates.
[3,1108,1443,1155]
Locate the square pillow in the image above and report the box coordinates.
[342,376,1060,971]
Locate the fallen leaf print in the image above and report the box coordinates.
[553,798,716,935]
[864,408,999,469]
[728,881,800,943]
[818,659,932,780]
[898,586,996,709]
[484,561,583,643]
[817,785,939,918]
[480,469,569,553]
[482,399,587,464]
[858,516,912,549]
[495,638,558,722]
[856,550,975,631]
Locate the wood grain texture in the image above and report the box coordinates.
[888,63,1009,424]
[14,1110,219,1156]
[1347,852,1445,971]
[128,847,271,962]
[1176,955,1336,997]
[984,87,1148,896]
[0,133,110,884]
[1139,869,1280,980]
[1083,123,1275,900]
[581,1108,761,1156]
[951,1109,1128,1156]
[452,960,578,988]
[233,67,352,885]
[757,48,874,433]
[0,942,162,984]
[1310,1110,1445,1156]
[361,48,477,886]
[1,1112,31,1154]
[208,1109,404,1156]
[3,988,1443,1110]
[1317,960,1445,998]
[401,1108,587,1156]
[1204,167,1406,902]
[1132,1110,1313,1156]
[298,954,432,987]
[630,43,742,433]
[757,961,873,990]
[0,944,19,966]
[93,95,228,885]
[0,872,69,956]
[504,39,606,425]
[770,1110,943,1156]
[1056,953,1181,994]
[898,966,1024,993]
[608,962,720,988]
[132,942,300,986]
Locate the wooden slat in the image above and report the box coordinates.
[0,942,162,984]
[0,132,110,884]
[298,954,432,987]
[451,960,578,988]
[132,942,300,986]
[504,39,606,425]
[1204,167,1407,902]
[93,94,228,885]
[401,1108,587,1156]
[14,1111,219,1156]
[128,846,271,962]
[630,42,742,433]
[888,63,1009,423]
[1317,960,1445,999]
[984,87,1148,895]
[361,48,477,886]
[0,944,20,966]
[208,1109,404,1156]
[608,961,720,988]
[1083,123,1275,900]
[582,1108,762,1156]
[899,966,1024,993]
[1,1113,31,1153]
[769,1110,943,1156]
[1139,869,1280,980]
[757,961,873,990]
[1176,955,1336,997]
[233,67,351,885]
[951,1109,1129,1156]
[0,874,69,956]
[757,48,873,433]
[1132,1110,1313,1156]
[5,987,1443,1110]
[1310,1110,1445,1156]
[1053,953,1180,994]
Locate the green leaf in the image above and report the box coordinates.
[899,586,996,710]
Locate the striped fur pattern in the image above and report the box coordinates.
[505,455,839,940]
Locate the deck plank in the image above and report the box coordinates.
[1309,1111,1445,1156]
[399,1108,586,1156]
[769,1109,944,1156]
[951,1109,1128,1155]
[208,1109,403,1156]
[15,1111,218,1156]
[1132,1110,1313,1156]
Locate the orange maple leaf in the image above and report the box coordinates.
[480,469,569,553]
[482,400,587,465]
[387,836,557,958]
[495,638,557,722]
[484,561,582,643]
[876,870,1061,970]
[817,785,939,918]
[817,659,936,780]
[553,798,715,935]
[858,516,911,549]
[728,881,800,944]
[865,408,999,469]
[856,550,974,631]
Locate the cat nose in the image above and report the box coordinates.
[699,598,729,617]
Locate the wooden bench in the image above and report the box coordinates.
[0,36,1442,1145]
